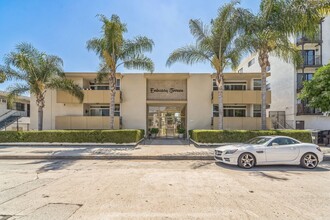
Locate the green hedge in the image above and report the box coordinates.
[191,130,312,143]
[0,129,145,143]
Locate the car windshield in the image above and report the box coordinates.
[245,137,271,145]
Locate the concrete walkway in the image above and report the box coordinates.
[0,138,329,161]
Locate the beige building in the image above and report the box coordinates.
[30,72,272,136]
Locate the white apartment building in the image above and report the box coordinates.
[237,17,330,130]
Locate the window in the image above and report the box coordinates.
[297,73,313,91]
[90,82,109,90]
[238,68,243,73]
[212,79,218,91]
[213,104,219,117]
[14,102,25,111]
[253,105,261,117]
[253,79,262,90]
[224,83,247,91]
[116,79,121,90]
[245,137,271,145]
[224,105,246,117]
[114,104,120,116]
[302,50,315,65]
[268,138,299,146]
[90,106,110,116]
[248,58,255,67]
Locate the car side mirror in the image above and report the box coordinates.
[272,143,279,146]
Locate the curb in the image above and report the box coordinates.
[0,155,214,160]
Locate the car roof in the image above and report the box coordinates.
[256,136,297,139]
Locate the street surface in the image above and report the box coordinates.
[1,160,330,219]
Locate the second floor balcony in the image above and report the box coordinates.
[212,90,271,105]
[57,90,122,104]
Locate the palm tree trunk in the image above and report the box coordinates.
[217,73,224,130]
[258,51,270,130]
[36,93,45,131]
[109,74,116,130]
[38,106,43,131]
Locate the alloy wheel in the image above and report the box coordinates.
[239,153,255,169]
[303,153,318,169]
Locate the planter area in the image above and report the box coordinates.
[0,129,145,144]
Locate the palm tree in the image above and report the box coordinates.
[0,43,84,130]
[87,14,154,129]
[166,2,247,129]
[238,0,330,130]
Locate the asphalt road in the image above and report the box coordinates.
[1,160,330,220]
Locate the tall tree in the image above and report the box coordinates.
[0,43,84,130]
[299,63,330,113]
[87,14,154,129]
[166,1,247,129]
[238,0,330,130]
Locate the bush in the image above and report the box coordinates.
[150,128,159,134]
[191,130,312,143]
[0,129,145,144]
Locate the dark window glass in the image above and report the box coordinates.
[253,79,262,90]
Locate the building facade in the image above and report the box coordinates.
[30,72,272,136]
[237,17,330,130]
[0,91,30,131]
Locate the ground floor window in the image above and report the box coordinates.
[213,105,246,117]
[89,104,121,116]
[253,105,261,117]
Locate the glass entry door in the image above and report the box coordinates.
[147,104,186,138]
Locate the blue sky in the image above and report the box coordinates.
[0,0,260,91]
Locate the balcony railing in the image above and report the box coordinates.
[300,55,322,68]
[212,90,271,105]
[296,104,322,115]
[55,116,121,129]
[57,90,122,104]
[296,33,322,45]
[212,117,272,130]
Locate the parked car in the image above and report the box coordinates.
[214,136,323,169]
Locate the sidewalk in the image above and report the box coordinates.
[0,140,329,161]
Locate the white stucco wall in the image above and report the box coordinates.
[322,17,330,65]
[121,74,147,131]
[187,74,212,130]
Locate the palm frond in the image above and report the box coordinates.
[122,54,154,73]
[121,36,154,59]
[6,83,30,109]
[166,44,213,67]
[86,37,104,56]
[189,19,210,42]
[47,78,84,103]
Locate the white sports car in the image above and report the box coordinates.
[214,136,323,169]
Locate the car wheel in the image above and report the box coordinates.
[238,153,255,169]
[300,153,318,169]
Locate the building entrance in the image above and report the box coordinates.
[147,104,186,138]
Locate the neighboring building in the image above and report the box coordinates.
[0,91,30,131]
[237,17,330,130]
[30,72,272,136]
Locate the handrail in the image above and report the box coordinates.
[0,110,13,118]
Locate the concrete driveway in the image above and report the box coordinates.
[1,160,330,219]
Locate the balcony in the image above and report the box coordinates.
[55,116,121,129]
[296,33,322,45]
[212,90,271,105]
[57,90,122,104]
[296,104,322,116]
[298,55,322,68]
[212,117,272,130]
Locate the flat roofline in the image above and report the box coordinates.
[65,72,268,75]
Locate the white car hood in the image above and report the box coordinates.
[215,143,252,151]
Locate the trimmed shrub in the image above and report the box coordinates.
[191,130,312,143]
[0,129,145,144]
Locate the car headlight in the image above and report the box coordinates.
[225,149,238,155]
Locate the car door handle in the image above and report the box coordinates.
[256,150,264,153]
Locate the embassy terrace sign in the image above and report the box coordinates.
[150,88,184,93]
